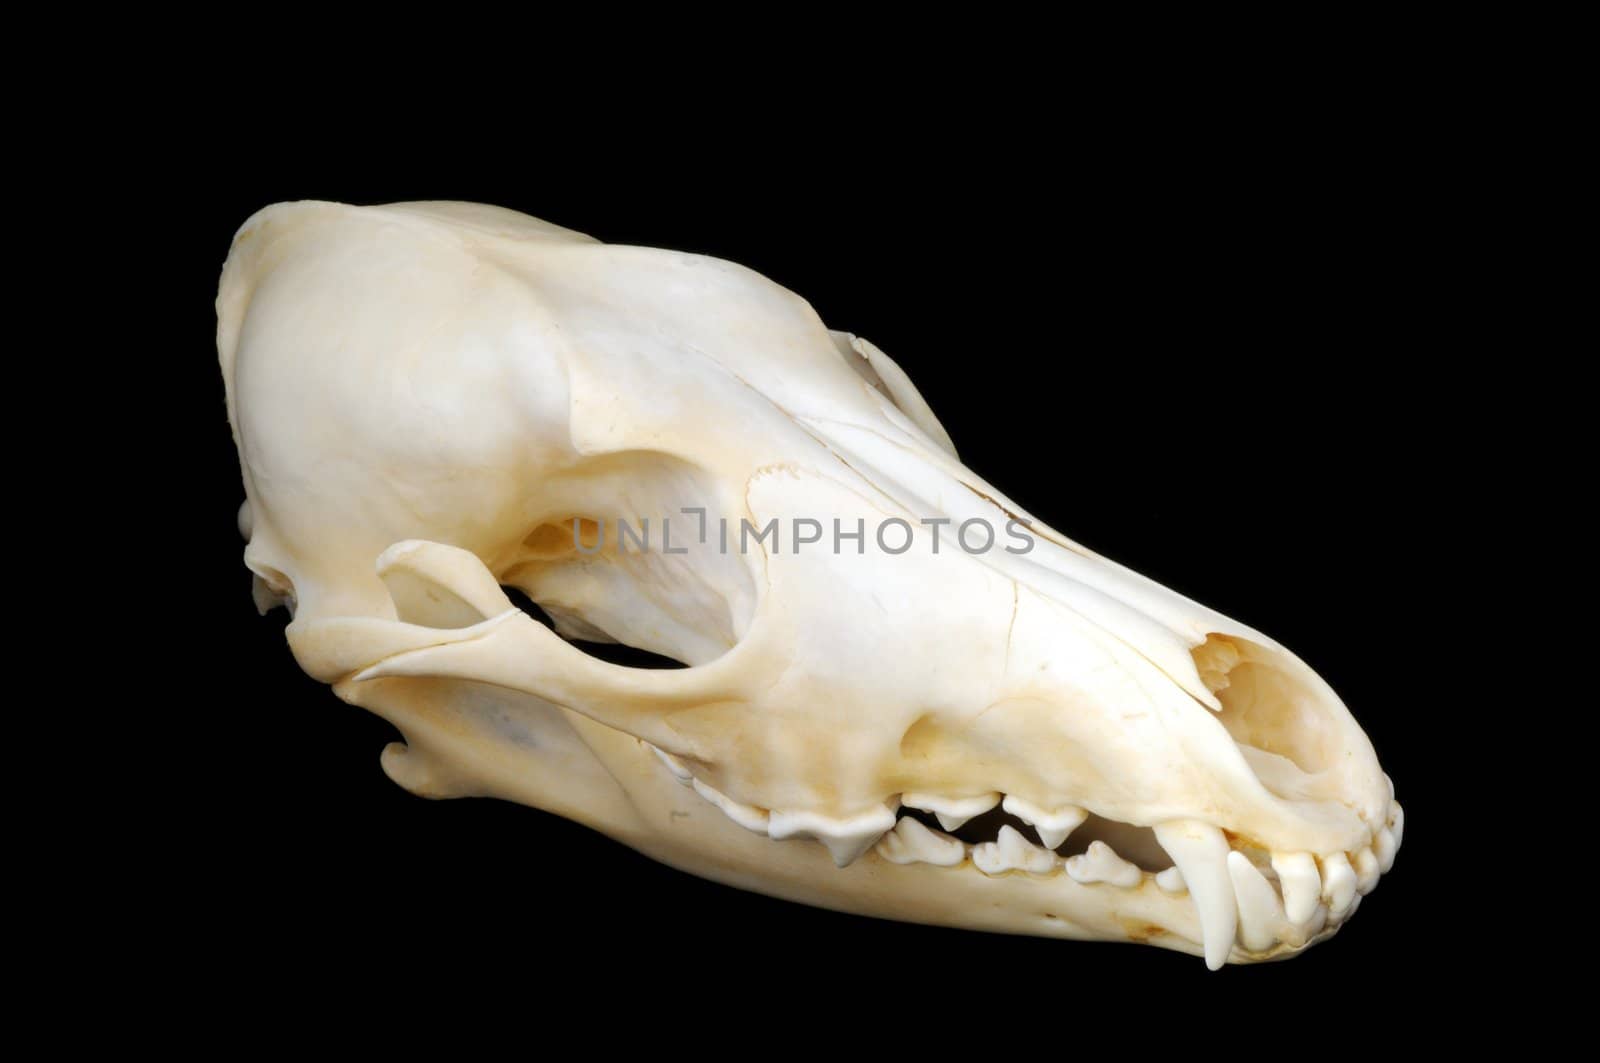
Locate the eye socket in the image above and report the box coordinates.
[500,585,688,670]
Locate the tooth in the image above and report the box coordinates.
[902,791,1001,832]
[1280,903,1328,948]
[1155,866,1187,894]
[1374,826,1398,874]
[972,824,1059,876]
[875,817,965,867]
[769,805,899,867]
[1155,820,1238,970]
[647,743,694,784]
[1228,852,1284,952]
[1320,852,1357,917]
[1389,801,1404,848]
[1354,847,1381,894]
[1000,796,1088,849]
[1065,840,1143,888]
[1271,852,1321,925]
[691,778,770,834]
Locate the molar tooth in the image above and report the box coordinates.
[1227,852,1284,952]
[972,825,1059,876]
[1389,801,1404,847]
[1064,841,1142,888]
[875,817,965,867]
[902,791,1001,832]
[1354,847,1381,894]
[1374,826,1398,874]
[1271,852,1322,925]
[1155,866,1187,894]
[1320,852,1357,918]
[691,778,770,835]
[647,743,694,784]
[769,806,899,868]
[1154,820,1238,971]
[1000,796,1088,849]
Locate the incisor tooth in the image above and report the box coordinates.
[972,825,1059,876]
[1000,796,1088,849]
[1065,841,1142,888]
[769,806,899,868]
[875,817,965,867]
[691,778,770,834]
[1354,847,1381,894]
[1320,852,1357,917]
[648,743,694,784]
[902,792,1001,832]
[1271,852,1322,925]
[1228,852,1284,952]
[1155,820,1237,970]
[1375,826,1398,874]
[1155,866,1187,894]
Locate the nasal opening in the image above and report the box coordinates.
[1192,634,1345,799]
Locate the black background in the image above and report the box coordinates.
[154,123,1469,1019]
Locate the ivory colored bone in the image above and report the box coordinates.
[217,200,1401,965]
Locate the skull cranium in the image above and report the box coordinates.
[217,199,1400,968]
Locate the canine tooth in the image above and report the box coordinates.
[1155,820,1237,970]
[902,791,1001,832]
[1389,801,1404,847]
[1155,866,1187,894]
[1000,796,1088,849]
[1228,852,1284,952]
[1271,852,1321,925]
[973,825,1059,876]
[691,778,770,834]
[648,743,694,784]
[1320,852,1357,917]
[1374,826,1398,874]
[1354,847,1381,894]
[875,817,965,867]
[769,806,899,868]
[1065,841,1142,888]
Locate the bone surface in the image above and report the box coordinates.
[217,200,1401,966]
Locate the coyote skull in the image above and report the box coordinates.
[217,200,1400,967]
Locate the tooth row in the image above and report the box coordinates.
[649,744,1403,968]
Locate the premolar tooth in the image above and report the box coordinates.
[1064,841,1142,888]
[1155,820,1237,971]
[875,817,965,867]
[1354,847,1381,894]
[902,791,1001,832]
[1374,826,1398,874]
[1271,852,1322,925]
[972,825,1059,876]
[769,806,899,868]
[1000,796,1088,849]
[1228,852,1284,952]
[1320,852,1357,917]
[648,743,694,784]
[1155,866,1187,894]
[691,779,770,834]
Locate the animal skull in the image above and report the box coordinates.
[217,200,1400,968]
